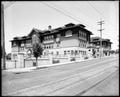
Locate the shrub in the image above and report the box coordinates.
[71,57,75,61]
[84,56,89,59]
[53,59,59,64]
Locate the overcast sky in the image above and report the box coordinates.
[3,1,119,53]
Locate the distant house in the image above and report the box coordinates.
[87,36,112,57]
[10,23,93,61]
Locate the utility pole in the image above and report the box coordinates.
[1,3,6,70]
[97,19,105,59]
[1,2,15,70]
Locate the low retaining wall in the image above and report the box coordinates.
[25,58,51,67]
[5,55,85,69]
[5,60,19,69]
[38,58,51,66]
[24,59,34,67]
[59,57,69,63]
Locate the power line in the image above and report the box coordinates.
[50,2,96,29]
[69,2,98,29]
[41,2,82,23]
[41,2,95,30]
[87,1,110,24]
[87,1,104,18]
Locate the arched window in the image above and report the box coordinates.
[27,49,32,57]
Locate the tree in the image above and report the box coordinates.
[32,42,43,67]
[32,33,43,67]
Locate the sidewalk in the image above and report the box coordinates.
[5,67,36,73]
[4,55,114,73]
[4,59,85,73]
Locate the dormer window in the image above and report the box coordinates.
[26,39,31,44]
[12,41,17,46]
[21,41,24,46]
[65,30,72,37]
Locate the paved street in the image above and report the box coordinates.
[2,55,119,96]
[79,70,119,96]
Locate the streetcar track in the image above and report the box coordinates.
[6,61,117,96]
[8,58,117,83]
[43,65,117,95]
[5,56,116,81]
[5,58,117,95]
[75,69,118,96]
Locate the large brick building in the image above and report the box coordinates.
[10,23,93,61]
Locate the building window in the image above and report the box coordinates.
[20,47,24,51]
[57,34,60,38]
[84,44,86,48]
[50,45,52,49]
[64,51,66,55]
[13,42,17,46]
[83,51,85,55]
[21,41,24,46]
[79,50,81,54]
[45,37,47,41]
[81,51,83,55]
[84,33,86,38]
[51,35,53,39]
[26,39,31,44]
[75,50,78,55]
[82,33,84,38]
[48,45,50,49]
[44,45,46,49]
[51,52,53,55]
[71,50,74,55]
[47,36,49,40]
[81,32,83,37]
[65,30,72,37]
[44,37,46,40]
[97,49,99,52]
[57,43,59,47]
[44,52,46,56]
[13,54,17,60]
[79,31,82,37]
[67,50,70,53]
[56,51,59,55]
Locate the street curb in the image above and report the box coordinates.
[4,55,114,73]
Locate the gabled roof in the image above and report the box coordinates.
[28,28,43,37]
[10,23,93,42]
[64,23,75,27]
[27,23,93,36]
[91,36,112,43]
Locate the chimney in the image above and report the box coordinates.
[48,25,52,31]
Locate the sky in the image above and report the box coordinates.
[3,1,119,53]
